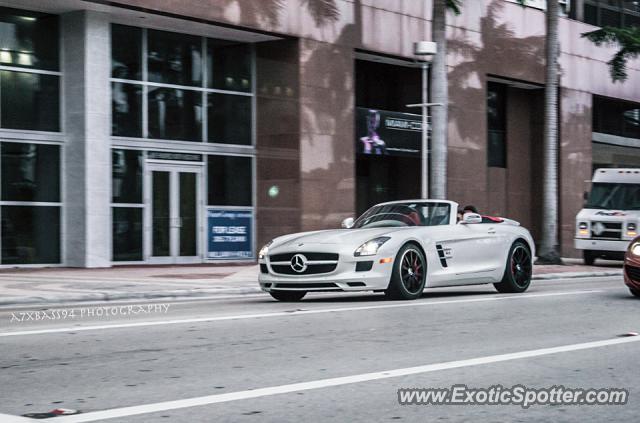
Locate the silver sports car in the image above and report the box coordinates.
[258,200,535,301]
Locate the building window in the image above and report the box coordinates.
[0,7,60,132]
[0,142,61,264]
[111,24,253,144]
[593,95,640,139]
[577,0,640,28]
[112,149,144,261]
[487,82,507,168]
[207,155,252,206]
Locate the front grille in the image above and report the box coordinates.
[269,252,339,262]
[625,264,640,281]
[591,221,622,240]
[271,263,338,275]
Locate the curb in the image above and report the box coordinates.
[532,271,622,280]
[0,271,622,308]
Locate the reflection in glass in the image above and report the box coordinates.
[111,24,141,80]
[207,40,251,92]
[112,149,142,204]
[1,205,60,264]
[1,142,59,202]
[207,93,251,145]
[1,70,59,131]
[0,7,59,71]
[179,172,197,256]
[152,171,170,256]
[112,82,142,137]
[148,87,202,141]
[112,207,143,261]
[147,29,202,86]
[208,155,252,206]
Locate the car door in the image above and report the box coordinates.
[427,221,501,286]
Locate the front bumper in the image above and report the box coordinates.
[258,256,393,292]
[574,238,631,252]
[624,255,640,290]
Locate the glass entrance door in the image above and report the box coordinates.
[146,164,202,263]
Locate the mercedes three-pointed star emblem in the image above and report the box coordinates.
[290,254,308,273]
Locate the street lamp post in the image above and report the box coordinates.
[407,41,440,199]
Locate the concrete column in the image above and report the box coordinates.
[298,39,355,231]
[559,88,592,258]
[62,11,111,267]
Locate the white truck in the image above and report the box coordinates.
[575,168,640,265]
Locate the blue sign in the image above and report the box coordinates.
[207,208,254,260]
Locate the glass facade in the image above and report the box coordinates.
[0,8,61,266]
[112,149,144,262]
[0,8,60,132]
[593,95,640,139]
[207,155,252,206]
[111,24,253,144]
[575,0,640,28]
[0,143,61,264]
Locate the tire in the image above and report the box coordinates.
[583,250,595,266]
[385,243,427,300]
[630,288,640,298]
[269,290,306,302]
[494,241,532,293]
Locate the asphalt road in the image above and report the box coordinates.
[0,276,638,422]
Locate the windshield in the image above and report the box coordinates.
[353,203,451,229]
[585,183,640,210]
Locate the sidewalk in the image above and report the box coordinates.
[0,259,623,307]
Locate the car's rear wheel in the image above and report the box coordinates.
[269,290,306,302]
[630,288,640,298]
[494,241,532,293]
[385,243,426,300]
[583,250,595,266]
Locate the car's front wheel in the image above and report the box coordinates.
[269,290,306,302]
[630,288,640,298]
[494,241,532,293]
[385,243,426,300]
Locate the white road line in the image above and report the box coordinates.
[47,335,640,423]
[0,290,600,338]
[0,413,35,422]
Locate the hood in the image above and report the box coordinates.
[577,208,640,221]
[272,227,404,249]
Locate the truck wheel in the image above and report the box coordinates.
[583,250,595,266]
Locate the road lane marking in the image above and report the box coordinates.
[0,414,35,422]
[0,290,600,338]
[49,335,640,422]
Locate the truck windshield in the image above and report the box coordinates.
[585,183,640,210]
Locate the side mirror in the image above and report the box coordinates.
[341,217,355,229]
[461,213,482,224]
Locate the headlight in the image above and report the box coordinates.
[578,222,589,236]
[627,223,637,237]
[259,241,273,260]
[631,242,640,256]
[354,237,390,257]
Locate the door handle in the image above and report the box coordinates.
[487,227,496,234]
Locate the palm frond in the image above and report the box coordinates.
[582,26,640,82]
